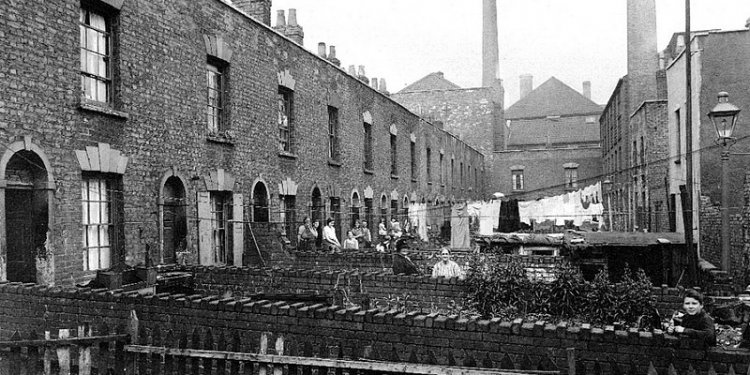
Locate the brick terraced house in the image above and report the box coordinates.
[0,0,484,285]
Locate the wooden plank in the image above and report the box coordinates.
[197,192,212,265]
[233,193,244,266]
[27,330,43,375]
[259,332,269,375]
[56,329,71,375]
[7,330,21,375]
[123,346,558,375]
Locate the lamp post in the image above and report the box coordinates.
[603,179,613,231]
[707,92,741,273]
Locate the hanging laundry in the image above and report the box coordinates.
[450,202,470,250]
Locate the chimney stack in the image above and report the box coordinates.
[371,77,379,91]
[328,46,340,67]
[519,74,533,99]
[582,81,592,100]
[357,65,369,84]
[317,42,327,58]
[482,0,500,87]
[284,9,304,45]
[626,0,658,109]
[273,9,286,33]
[379,78,388,95]
[233,0,272,26]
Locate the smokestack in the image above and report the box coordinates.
[274,9,286,33]
[627,0,658,109]
[379,78,388,95]
[317,42,327,58]
[482,0,500,87]
[357,65,369,84]
[519,74,533,99]
[233,0,272,26]
[582,81,591,100]
[371,77,379,91]
[328,46,340,67]
[284,9,304,45]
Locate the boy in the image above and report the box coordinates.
[667,289,716,346]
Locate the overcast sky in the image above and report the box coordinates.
[269,1,750,106]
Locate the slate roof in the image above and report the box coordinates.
[505,77,602,120]
[506,116,600,147]
[398,72,461,93]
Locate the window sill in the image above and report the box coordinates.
[391,174,399,180]
[206,132,235,145]
[328,158,342,167]
[78,102,129,120]
[363,168,374,175]
[278,151,298,159]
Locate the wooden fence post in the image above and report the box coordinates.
[79,323,92,375]
[56,329,71,375]
[127,310,139,375]
[567,348,576,375]
[274,334,285,375]
[259,332,269,375]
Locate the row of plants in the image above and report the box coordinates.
[465,257,657,327]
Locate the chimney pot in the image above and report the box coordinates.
[275,9,286,28]
[746,17,750,29]
[317,42,327,58]
[287,8,298,26]
[372,77,379,91]
[348,65,356,76]
[582,81,592,100]
[357,65,366,77]
[519,74,533,99]
[328,46,340,67]
[379,78,388,94]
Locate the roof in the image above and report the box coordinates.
[398,72,461,93]
[505,77,602,120]
[506,116,600,147]
[577,232,685,247]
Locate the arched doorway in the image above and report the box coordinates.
[4,150,49,282]
[311,187,323,225]
[253,182,269,222]
[162,176,187,264]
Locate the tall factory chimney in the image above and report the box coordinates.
[627,0,658,109]
[482,0,500,87]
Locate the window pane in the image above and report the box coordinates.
[89,12,106,31]
[88,247,99,270]
[87,226,99,247]
[100,225,110,246]
[100,247,111,269]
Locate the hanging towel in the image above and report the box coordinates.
[451,203,471,250]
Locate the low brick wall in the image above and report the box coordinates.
[0,281,747,374]
[272,251,569,280]
[187,265,700,317]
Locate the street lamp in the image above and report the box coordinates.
[707,91,741,273]
[602,179,613,231]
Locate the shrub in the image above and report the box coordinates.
[465,258,657,327]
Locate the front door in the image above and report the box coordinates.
[6,189,36,282]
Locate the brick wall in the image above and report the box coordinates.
[490,148,603,201]
[0,0,484,285]
[187,265,693,317]
[0,281,747,374]
[701,196,747,288]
